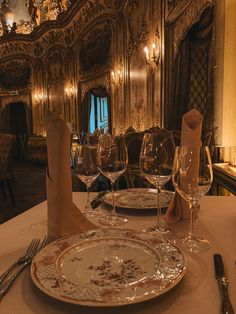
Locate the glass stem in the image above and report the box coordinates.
[156,185,161,227]
[111,180,116,216]
[188,200,196,238]
[86,184,91,211]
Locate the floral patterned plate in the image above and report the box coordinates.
[31,228,186,307]
[104,188,174,210]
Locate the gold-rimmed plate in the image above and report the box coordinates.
[103,188,174,210]
[31,228,186,307]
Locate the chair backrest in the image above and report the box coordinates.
[124,126,136,135]
[87,133,98,145]
[146,126,161,133]
[123,131,144,165]
[0,134,15,178]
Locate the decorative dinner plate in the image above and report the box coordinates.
[31,228,186,307]
[103,188,174,210]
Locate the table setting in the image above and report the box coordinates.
[0,110,235,313]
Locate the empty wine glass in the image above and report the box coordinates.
[75,143,100,217]
[172,145,213,252]
[97,133,128,226]
[140,130,175,237]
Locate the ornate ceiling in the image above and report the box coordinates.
[0,0,71,36]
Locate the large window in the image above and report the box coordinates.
[89,93,108,133]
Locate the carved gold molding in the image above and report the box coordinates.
[127,0,149,56]
[0,93,31,110]
[80,74,111,102]
[0,0,123,60]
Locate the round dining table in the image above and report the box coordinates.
[0,192,235,314]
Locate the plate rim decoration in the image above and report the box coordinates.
[103,188,174,210]
[31,228,186,307]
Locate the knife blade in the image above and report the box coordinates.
[213,254,234,314]
[90,191,106,209]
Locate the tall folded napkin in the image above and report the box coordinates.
[166,109,202,222]
[46,112,96,239]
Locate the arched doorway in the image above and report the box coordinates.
[79,86,111,134]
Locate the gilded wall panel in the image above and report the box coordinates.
[46,49,66,119]
[129,50,147,130]
[0,0,162,135]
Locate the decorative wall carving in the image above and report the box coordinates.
[127,0,148,56]
[79,22,112,73]
[46,49,65,117]
[46,49,65,83]
[0,61,31,90]
[0,41,34,59]
[0,93,31,111]
[80,74,111,103]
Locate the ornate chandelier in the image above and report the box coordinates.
[25,0,71,25]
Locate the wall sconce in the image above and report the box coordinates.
[144,43,160,66]
[34,92,44,104]
[65,82,76,100]
[111,68,123,87]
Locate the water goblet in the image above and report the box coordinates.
[97,133,128,226]
[172,145,213,252]
[140,130,175,237]
[75,143,100,217]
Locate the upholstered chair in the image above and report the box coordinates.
[123,131,145,188]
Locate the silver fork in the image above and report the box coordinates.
[0,238,40,285]
[0,236,48,300]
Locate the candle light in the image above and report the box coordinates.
[144,43,160,66]
[111,71,115,81]
[144,46,149,62]
[152,43,156,59]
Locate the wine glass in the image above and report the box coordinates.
[140,130,175,237]
[75,143,100,217]
[97,133,128,226]
[172,145,213,252]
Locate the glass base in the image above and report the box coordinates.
[143,225,175,239]
[182,234,211,253]
[98,214,128,227]
[82,204,104,218]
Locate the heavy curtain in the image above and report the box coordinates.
[165,0,214,131]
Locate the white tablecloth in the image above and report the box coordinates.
[0,193,236,314]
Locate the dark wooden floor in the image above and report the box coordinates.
[0,160,83,224]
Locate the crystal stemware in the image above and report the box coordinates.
[97,133,128,226]
[140,130,175,237]
[75,143,100,217]
[172,145,213,252]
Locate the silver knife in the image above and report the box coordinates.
[213,254,234,314]
[91,191,106,209]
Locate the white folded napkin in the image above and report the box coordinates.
[46,112,96,239]
[166,109,202,222]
